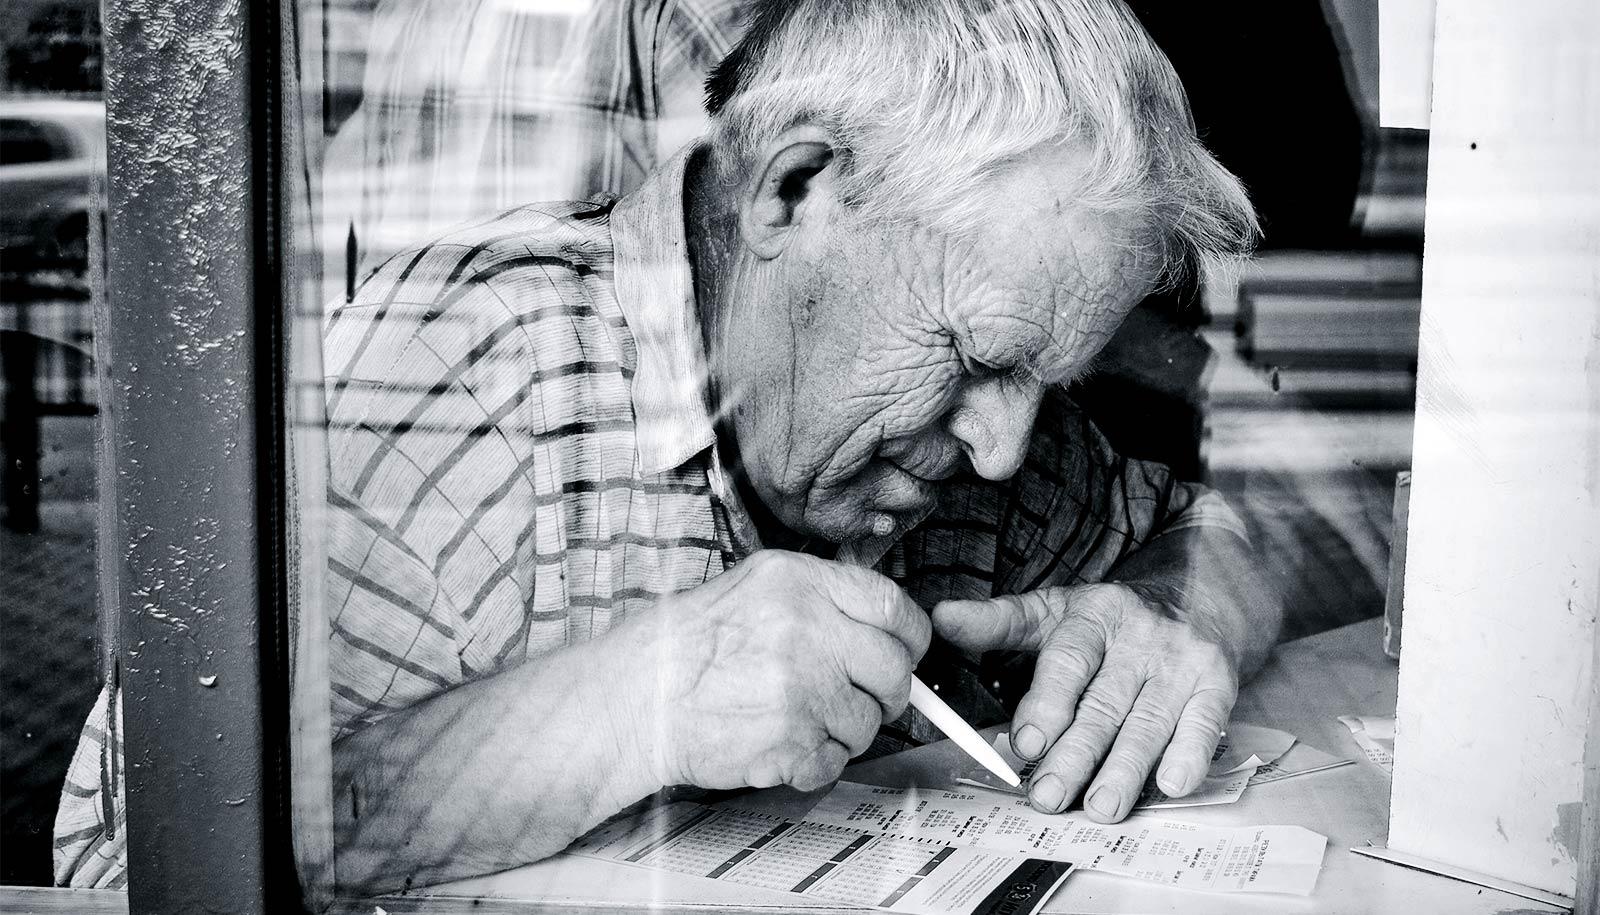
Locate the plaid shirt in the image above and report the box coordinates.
[55,144,1243,887]
[321,0,747,294]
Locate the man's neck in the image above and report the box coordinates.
[713,425,835,559]
[683,151,831,559]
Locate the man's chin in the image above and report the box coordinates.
[776,487,939,550]
[776,507,887,549]
[836,500,939,547]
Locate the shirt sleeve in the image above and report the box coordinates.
[321,245,551,741]
[53,685,126,888]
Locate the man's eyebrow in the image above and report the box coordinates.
[1020,346,1102,387]
[958,328,1092,387]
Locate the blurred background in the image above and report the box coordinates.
[0,0,1424,886]
[1,0,104,886]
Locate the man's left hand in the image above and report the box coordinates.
[932,583,1239,823]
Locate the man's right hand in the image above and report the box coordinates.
[635,550,931,793]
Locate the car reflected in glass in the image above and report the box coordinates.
[1,98,104,272]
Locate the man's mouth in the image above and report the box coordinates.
[866,462,944,525]
[882,454,961,484]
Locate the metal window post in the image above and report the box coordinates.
[100,0,298,910]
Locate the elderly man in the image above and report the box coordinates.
[57,0,1281,893]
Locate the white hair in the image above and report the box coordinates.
[704,0,1260,285]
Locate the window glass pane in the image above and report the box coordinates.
[1,119,57,164]
[281,0,1425,905]
[0,0,107,890]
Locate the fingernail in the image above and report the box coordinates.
[1087,785,1122,820]
[1012,725,1045,759]
[1030,774,1065,812]
[1157,763,1194,796]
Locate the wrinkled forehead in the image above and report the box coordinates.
[952,167,1166,386]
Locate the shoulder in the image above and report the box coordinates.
[322,198,637,479]
[360,198,618,304]
[325,199,625,381]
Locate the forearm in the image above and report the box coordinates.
[332,620,665,894]
[1110,523,1283,680]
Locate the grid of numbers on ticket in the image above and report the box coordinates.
[708,819,956,897]
[623,809,789,877]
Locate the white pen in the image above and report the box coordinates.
[910,675,1022,787]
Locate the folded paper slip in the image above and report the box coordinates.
[1337,715,1395,774]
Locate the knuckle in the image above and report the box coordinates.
[1039,737,1102,784]
[1035,586,1073,609]
[789,758,821,792]
[1096,756,1148,791]
[842,696,879,754]
[1168,735,1216,766]
[1121,704,1177,743]
[746,549,782,574]
[1077,583,1132,620]
[1188,688,1236,727]
[796,744,847,791]
[771,614,803,648]
[771,661,803,698]
[1015,692,1071,737]
[1194,679,1237,704]
[771,739,806,785]
[783,692,823,733]
[1074,688,1127,727]
[756,549,812,582]
[1036,643,1096,689]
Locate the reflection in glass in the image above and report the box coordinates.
[284,0,1426,901]
[1,0,106,888]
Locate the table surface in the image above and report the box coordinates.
[0,617,1565,915]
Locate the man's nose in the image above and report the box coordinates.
[946,377,1043,481]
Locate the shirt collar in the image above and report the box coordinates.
[610,144,719,477]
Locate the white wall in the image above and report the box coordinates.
[1390,0,1600,896]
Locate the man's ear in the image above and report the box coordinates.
[738,125,837,260]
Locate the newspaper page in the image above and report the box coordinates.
[784,782,1328,896]
[566,801,1074,915]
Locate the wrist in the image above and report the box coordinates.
[1115,575,1248,672]
[533,622,668,822]
[594,608,677,803]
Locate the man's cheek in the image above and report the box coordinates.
[865,355,961,441]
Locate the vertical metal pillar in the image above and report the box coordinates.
[100,0,297,910]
